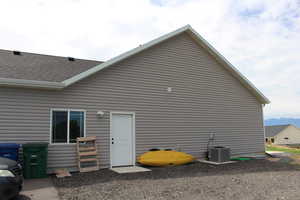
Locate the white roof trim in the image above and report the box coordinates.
[0,25,269,104]
[62,24,269,104]
[185,27,270,104]
[0,78,65,89]
[62,25,191,86]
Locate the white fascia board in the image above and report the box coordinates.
[62,25,192,86]
[186,27,270,104]
[0,78,65,90]
[62,24,270,104]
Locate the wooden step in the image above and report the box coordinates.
[54,169,71,178]
[80,166,99,173]
[80,158,98,162]
[77,136,96,142]
[79,147,96,152]
[79,151,97,157]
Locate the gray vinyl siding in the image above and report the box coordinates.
[0,32,264,171]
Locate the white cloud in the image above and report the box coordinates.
[0,0,299,118]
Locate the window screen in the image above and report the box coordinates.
[69,111,85,143]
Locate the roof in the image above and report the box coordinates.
[265,125,291,137]
[0,49,102,82]
[0,25,270,104]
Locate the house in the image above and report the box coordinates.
[0,25,270,172]
[265,124,300,145]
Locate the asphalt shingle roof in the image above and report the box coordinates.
[265,125,290,137]
[0,49,102,82]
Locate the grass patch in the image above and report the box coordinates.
[266,145,300,154]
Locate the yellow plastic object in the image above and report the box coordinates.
[138,150,195,166]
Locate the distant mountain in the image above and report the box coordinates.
[265,118,300,128]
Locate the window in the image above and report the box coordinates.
[265,138,268,143]
[51,110,85,143]
[52,111,68,143]
[271,138,274,143]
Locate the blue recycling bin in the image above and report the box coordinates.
[0,143,20,161]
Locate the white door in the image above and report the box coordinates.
[111,113,135,167]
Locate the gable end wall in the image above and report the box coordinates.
[0,33,264,171]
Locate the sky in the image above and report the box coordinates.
[0,0,299,119]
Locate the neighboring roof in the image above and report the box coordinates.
[0,49,101,82]
[0,25,270,104]
[265,125,291,137]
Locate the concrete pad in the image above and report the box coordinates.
[20,178,59,200]
[236,153,267,159]
[198,159,237,165]
[111,166,151,174]
[266,151,284,154]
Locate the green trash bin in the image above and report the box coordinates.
[22,142,48,179]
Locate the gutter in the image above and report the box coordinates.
[0,78,65,90]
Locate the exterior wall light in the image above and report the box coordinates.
[96,111,105,118]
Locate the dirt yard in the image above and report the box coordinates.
[53,158,300,200]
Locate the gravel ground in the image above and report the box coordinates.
[53,158,300,200]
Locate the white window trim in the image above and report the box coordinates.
[50,108,86,145]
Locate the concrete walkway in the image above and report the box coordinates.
[111,166,151,174]
[19,178,60,200]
